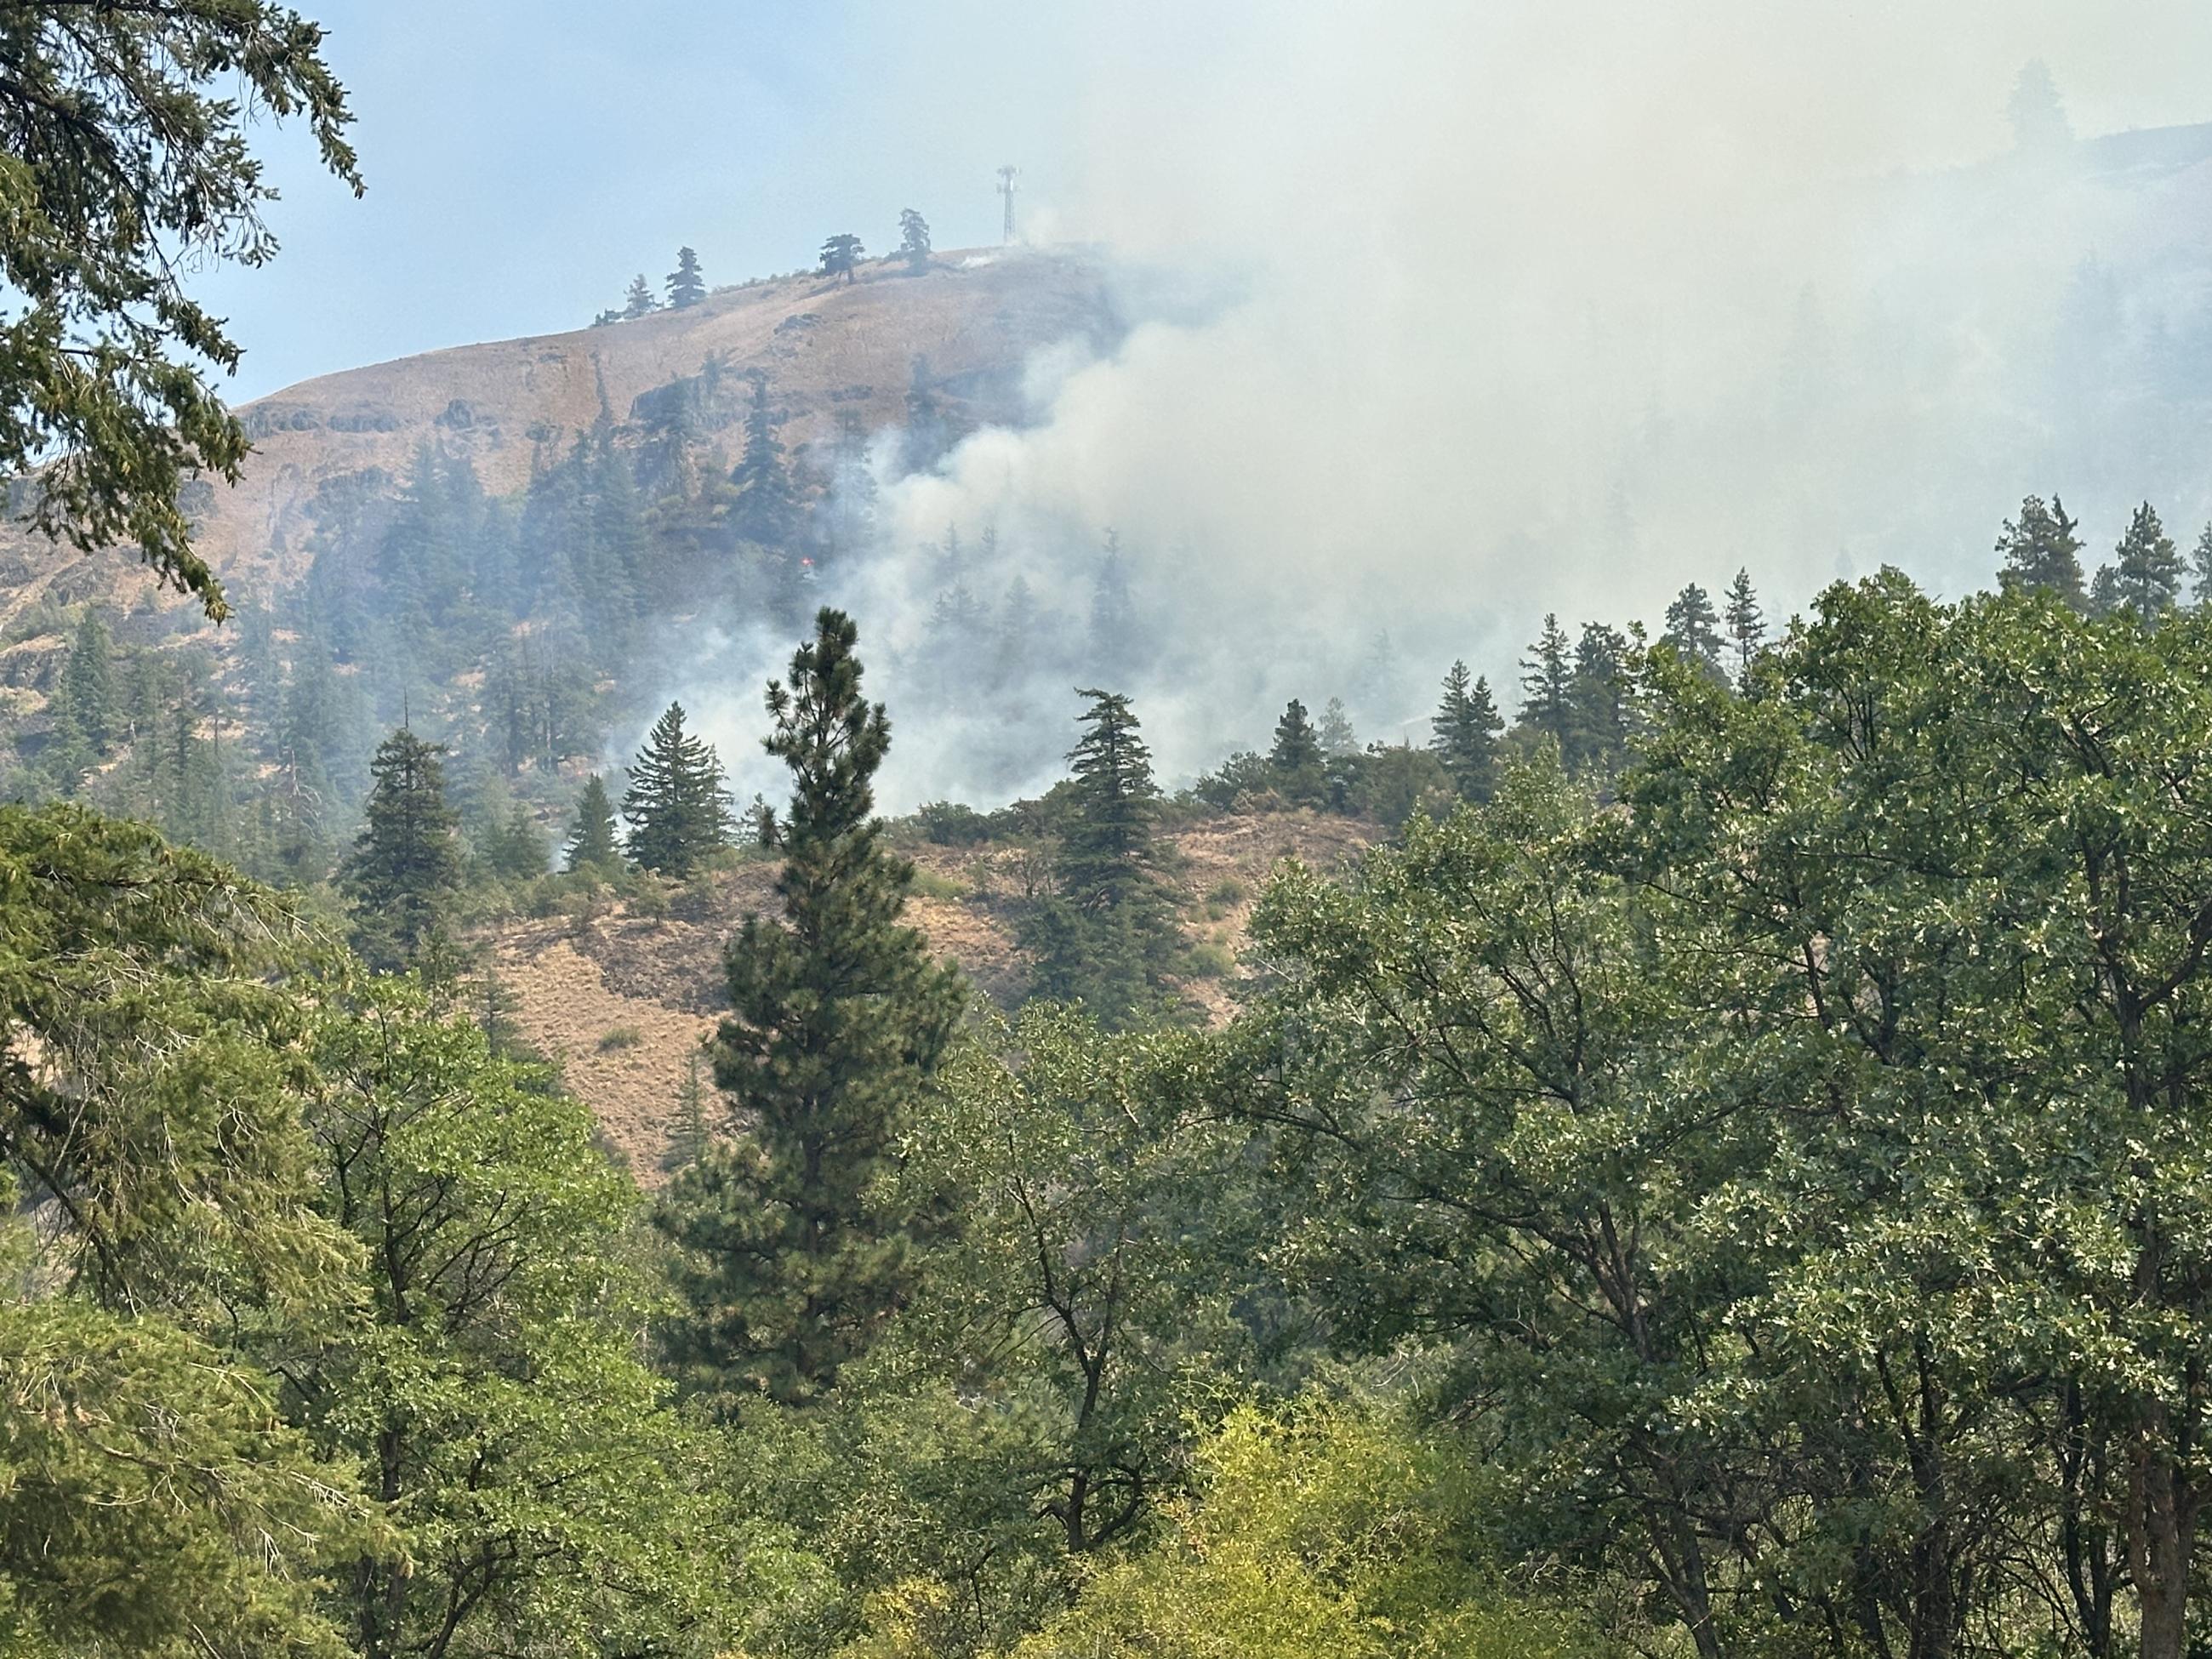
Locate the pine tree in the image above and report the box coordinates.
[1722,568,1765,676]
[623,273,658,319]
[1271,698,1322,772]
[1430,662,1503,802]
[483,803,548,883]
[341,727,464,973]
[564,773,622,873]
[57,610,117,751]
[1024,689,1183,1027]
[2099,502,2184,623]
[1568,622,1631,779]
[2008,59,2072,155]
[898,208,932,274]
[1318,696,1359,757]
[1996,494,2088,610]
[665,245,706,309]
[1661,584,1725,678]
[622,703,732,877]
[1089,529,1139,679]
[818,233,865,284]
[730,376,801,550]
[2193,523,2212,610]
[1519,615,1575,747]
[655,608,964,1409]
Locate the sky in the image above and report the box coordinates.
[198,2,2212,803]
[210,1,2212,402]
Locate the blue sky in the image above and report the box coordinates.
[202,1,1077,399]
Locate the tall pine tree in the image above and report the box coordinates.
[622,704,732,877]
[1430,661,1502,803]
[1518,615,1575,748]
[1722,568,1764,676]
[1661,584,1725,678]
[665,246,706,309]
[341,727,463,973]
[1996,494,2088,610]
[655,609,963,1409]
[2097,501,2183,623]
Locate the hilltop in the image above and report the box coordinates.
[0,245,1120,630]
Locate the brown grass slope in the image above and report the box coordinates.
[0,247,1116,630]
[492,809,1375,1184]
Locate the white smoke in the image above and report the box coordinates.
[664,0,2212,812]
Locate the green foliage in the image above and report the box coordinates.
[820,232,866,283]
[897,209,932,274]
[2094,499,2183,621]
[1516,613,1573,745]
[622,701,732,877]
[1429,659,1502,802]
[657,610,965,1410]
[299,980,744,1656]
[624,271,658,318]
[341,726,463,972]
[1023,688,1184,1027]
[562,772,622,872]
[1012,1400,1611,1659]
[1720,566,1764,675]
[1268,697,1325,802]
[0,0,360,618]
[667,244,708,308]
[1996,492,2089,608]
[1659,580,1725,676]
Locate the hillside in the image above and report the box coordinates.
[491,807,1375,1182]
[0,245,1119,632]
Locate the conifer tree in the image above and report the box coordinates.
[1723,568,1765,676]
[1996,494,2088,610]
[1661,584,1725,677]
[1518,615,1575,747]
[622,704,732,877]
[1318,696,1359,756]
[666,245,707,308]
[342,727,464,973]
[56,611,117,752]
[731,376,801,550]
[1568,621,1631,779]
[898,208,932,274]
[2099,501,2184,623]
[1271,698,1323,773]
[818,233,865,284]
[624,273,658,318]
[1088,529,1139,679]
[1430,661,1502,802]
[655,609,964,1409]
[564,773,622,873]
[2194,522,2212,610]
[1026,689,1182,1027]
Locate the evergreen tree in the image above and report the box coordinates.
[1026,689,1183,1028]
[731,375,801,550]
[482,802,548,883]
[2007,58,2072,155]
[56,610,117,751]
[666,245,707,308]
[1318,696,1359,757]
[564,773,622,873]
[898,208,932,274]
[341,727,464,973]
[1089,529,1139,679]
[1722,568,1765,676]
[1995,494,2088,610]
[2099,501,2184,623]
[2193,522,2212,610]
[1568,621,1631,780]
[624,273,658,319]
[1269,698,1326,805]
[1518,615,1574,747]
[818,233,865,284]
[655,608,964,1409]
[622,703,733,877]
[1430,661,1502,803]
[1661,584,1725,677]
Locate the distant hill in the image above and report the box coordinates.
[0,246,1119,628]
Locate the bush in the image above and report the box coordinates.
[915,800,993,846]
[597,1026,643,1052]
[909,866,971,902]
[1183,941,1236,981]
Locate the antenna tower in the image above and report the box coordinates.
[996,165,1018,244]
